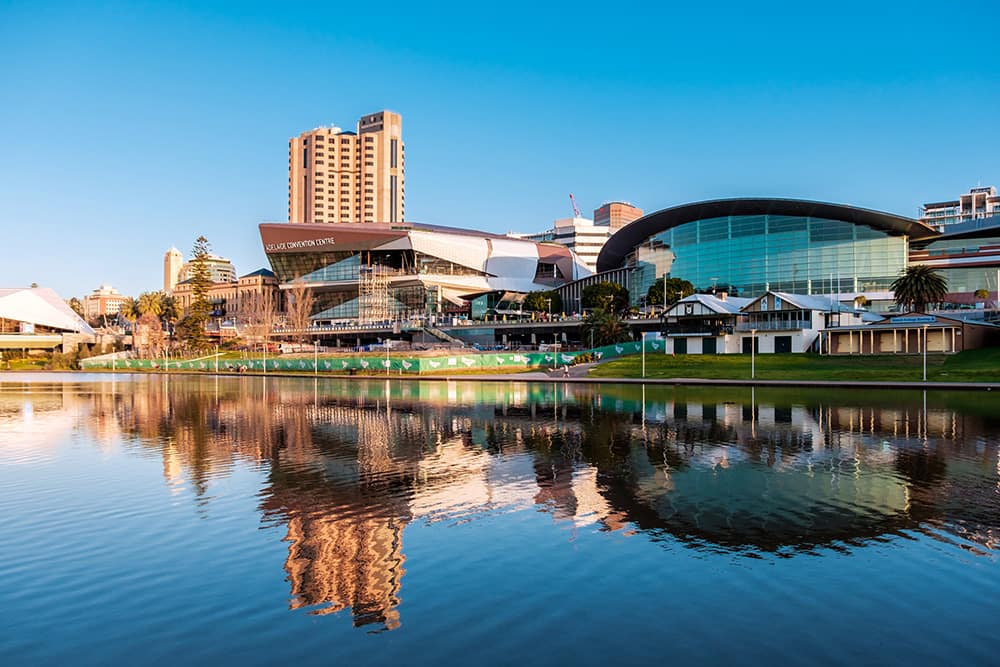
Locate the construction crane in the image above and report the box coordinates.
[569,193,582,218]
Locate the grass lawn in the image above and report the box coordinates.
[4,358,49,371]
[588,348,1000,383]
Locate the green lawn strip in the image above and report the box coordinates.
[588,350,1000,383]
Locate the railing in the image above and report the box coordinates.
[422,326,466,345]
[736,320,812,332]
[661,325,733,337]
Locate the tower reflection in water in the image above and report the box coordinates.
[35,376,999,632]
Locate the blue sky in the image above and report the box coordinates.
[1,1,997,298]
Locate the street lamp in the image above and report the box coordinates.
[750,328,756,380]
[641,333,646,378]
[662,274,668,315]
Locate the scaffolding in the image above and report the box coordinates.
[358,264,392,325]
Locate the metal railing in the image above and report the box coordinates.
[736,320,812,332]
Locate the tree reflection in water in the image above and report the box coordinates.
[36,376,1000,631]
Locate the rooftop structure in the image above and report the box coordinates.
[920,186,1000,231]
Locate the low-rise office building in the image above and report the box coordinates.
[822,313,1000,355]
[83,284,129,321]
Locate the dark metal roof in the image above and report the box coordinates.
[239,268,276,279]
[913,215,1000,244]
[596,198,940,272]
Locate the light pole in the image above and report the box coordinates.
[662,275,668,315]
[314,337,319,376]
[922,324,928,382]
[641,334,646,378]
[750,329,756,380]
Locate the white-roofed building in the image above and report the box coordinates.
[661,292,755,354]
[0,286,95,352]
[737,291,875,354]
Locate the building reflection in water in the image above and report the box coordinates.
[10,375,997,632]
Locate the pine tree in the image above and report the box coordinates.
[182,236,213,351]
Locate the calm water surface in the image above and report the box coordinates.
[1,373,998,665]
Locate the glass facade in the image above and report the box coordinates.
[913,235,1000,293]
[641,215,907,296]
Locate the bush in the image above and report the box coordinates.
[48,351,79,370]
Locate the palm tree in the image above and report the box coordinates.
[137,291,164,317]
[891,266,948,313]
[118,297,140,353]
[159,294,181,351]
[580,307,630,347]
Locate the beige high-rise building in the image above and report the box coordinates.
[288,110,405,224]
[163,247,183,295]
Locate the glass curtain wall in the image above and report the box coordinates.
[655,215,906,296]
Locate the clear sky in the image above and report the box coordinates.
[1,0,997,298]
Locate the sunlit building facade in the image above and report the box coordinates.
[260,221,591,322]
[597,199,940,306]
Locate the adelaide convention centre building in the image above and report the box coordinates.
[259,221,591,324]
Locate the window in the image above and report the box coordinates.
[390,138,398,168]
[302,148,308,169]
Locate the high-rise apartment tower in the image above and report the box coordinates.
[288,110,404,224]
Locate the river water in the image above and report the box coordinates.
[1,373,998,665]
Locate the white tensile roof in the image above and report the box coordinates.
[0,287,95,335]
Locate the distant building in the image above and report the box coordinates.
[288,110,404,224]
[920,186,1000,231]
[516,217,611,273]
[172,268,282,319]
[83,284,129,321]
[593,201,643,232]
[163,247,183,294]
[178,254,237,285]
